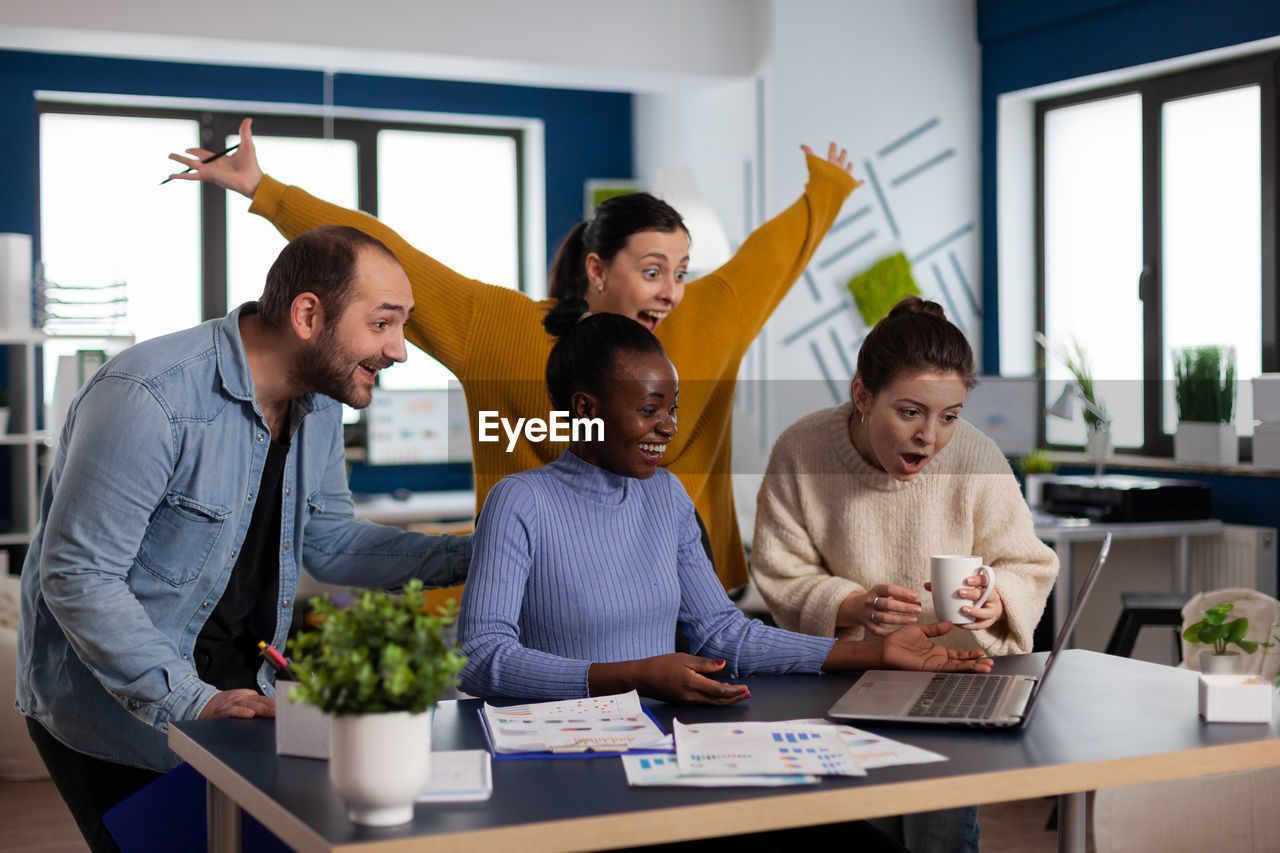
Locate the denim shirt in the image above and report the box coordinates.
[16,305,471,771]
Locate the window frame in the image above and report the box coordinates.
[36,102,529,323]
[1034,51,1280,457]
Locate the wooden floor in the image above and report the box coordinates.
[0,778,1085,852]
[0,779,88,853]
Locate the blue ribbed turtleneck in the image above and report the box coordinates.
[457,450,835,699]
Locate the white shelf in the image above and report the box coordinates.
[0,531,34,546]
[0,432,54,445]
[0,328,133,345]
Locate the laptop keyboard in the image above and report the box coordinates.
[908,673,1014,720]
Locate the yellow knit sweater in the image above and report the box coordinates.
[248,155,858,589]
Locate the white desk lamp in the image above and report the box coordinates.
[1047,384,1112,480]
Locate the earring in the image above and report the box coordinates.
[597,284,604,293]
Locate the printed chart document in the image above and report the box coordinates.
[673,720,866,778]
[480,690,668,755]
[784,719,947,769]
[621,754,817,787]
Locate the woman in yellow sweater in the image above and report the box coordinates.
[168,117,861,590]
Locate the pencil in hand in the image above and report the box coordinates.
[161,143,240,185]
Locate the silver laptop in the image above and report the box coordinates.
[828,533,1111,730]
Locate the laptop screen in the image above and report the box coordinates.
[1019,533,1112,721]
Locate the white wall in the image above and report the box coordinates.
[626,1,983,529]
[0,0,767,91]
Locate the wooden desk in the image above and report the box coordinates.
[170,650,1280,853]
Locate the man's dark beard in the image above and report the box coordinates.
[290,322,366,408]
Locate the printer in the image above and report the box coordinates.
[1039,475,1211,522]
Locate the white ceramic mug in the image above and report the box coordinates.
[930,555,996,624]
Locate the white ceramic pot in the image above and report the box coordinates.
[1174,421,1238,466]
[329,708,433,826]
[1085,428,1111,462]
[1199,651,1243,675]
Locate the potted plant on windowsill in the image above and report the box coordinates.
[1016,449,1059,510]
[287,580,466,827]
[1173,345,1237,466]
[1036,334,1110,463]
[1183,602,1260,675]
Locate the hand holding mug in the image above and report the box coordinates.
[928,556,1003,631]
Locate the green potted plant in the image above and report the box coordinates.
[1183,602,1259,674]
[1016,449,1059,509]
[1036,334,1110,460]
[287,580,466,826]
[1173,345,1237,466]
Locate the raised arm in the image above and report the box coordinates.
[164,117,487,373]
[689,142,863,337]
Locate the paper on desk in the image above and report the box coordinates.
[417,750,493,802]
[784,719,947,769]
[673,720,865,777]
[481,690,668,754]
[621,754,817,787]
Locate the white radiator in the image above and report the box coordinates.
[1188,525,1278,597]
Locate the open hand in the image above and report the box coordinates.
[631,654,749,705]
[166,117,264,198]
[198,689,276,719]
[881,623,993,673]
[800,142,860,182]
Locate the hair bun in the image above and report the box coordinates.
[886,295,946,320]
[543,297,592,338]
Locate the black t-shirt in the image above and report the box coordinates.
[194,436,289,691]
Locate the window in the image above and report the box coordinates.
[1036,53,1277,456]
[37,103,528,410]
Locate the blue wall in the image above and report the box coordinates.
[0,49,633,494]
[976,0,1280,373]
[977,0,1280,539]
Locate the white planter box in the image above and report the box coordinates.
[1174,421,1238,466]
[275,680,331,759]
[1254,375,1280,423]
[1255,423,1280,471]
[1199,673,1273,723]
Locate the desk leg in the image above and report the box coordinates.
[1054,542,1075,647]
[207,781,242,853]
[1057,791,1086,853]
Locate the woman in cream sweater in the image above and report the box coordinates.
[750,296,1058,852]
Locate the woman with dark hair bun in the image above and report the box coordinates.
[455,302,991,706]
[750,296,1058,853]
[170,120,861,592]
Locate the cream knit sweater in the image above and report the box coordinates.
[751,402,1058,655]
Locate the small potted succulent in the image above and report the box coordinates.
[287,581,465,826]
[1173,345,1237,466]
[1183,602,1260,674]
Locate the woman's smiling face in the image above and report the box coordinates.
[584,229,689,333]
[573,350,678,479]
[851,371,968,481]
